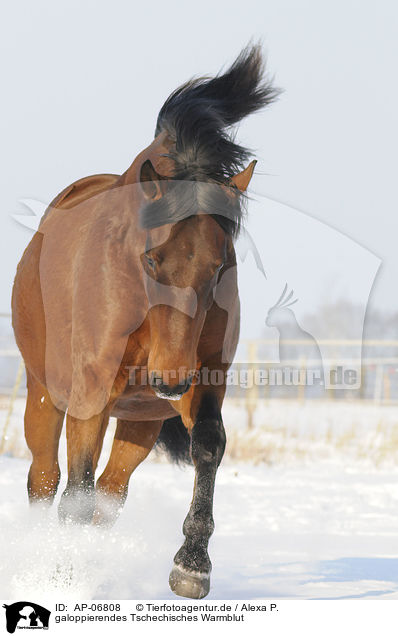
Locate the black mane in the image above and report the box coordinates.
[145,44,279,236]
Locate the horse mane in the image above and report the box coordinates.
[143,44,279,237]
[155,43,278,183]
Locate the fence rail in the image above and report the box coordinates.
[0,339,398,442]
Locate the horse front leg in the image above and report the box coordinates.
[58,410,109,524]
[93,418,162,525]
[169,392,226,599]
[24,371,64,504]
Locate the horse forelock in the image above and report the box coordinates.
[139,178,244,238]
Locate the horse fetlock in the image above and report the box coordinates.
[182,512,214,541]
[174,538,212,574]
[27,463,60,501]
[170,539,212,599]
[58,486,95,525]
[96,475,128,499]
[92,488,126,526]
[169,539,211,598]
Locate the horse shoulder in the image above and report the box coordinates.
[40,173,120,223]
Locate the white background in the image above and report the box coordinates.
[1,0,397,334]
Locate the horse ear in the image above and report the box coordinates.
[139,160,167,200]
[230,160,257,192]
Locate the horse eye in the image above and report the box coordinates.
[145,255,156,271]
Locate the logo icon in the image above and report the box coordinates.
[2,602,50,633]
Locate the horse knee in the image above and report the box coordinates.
[191,419,225,465]
[191,395,226,466]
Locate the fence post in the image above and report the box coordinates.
[297,358,305,403]
[383,370,391,403]
[374,364,383,404]
[245,340,258,429]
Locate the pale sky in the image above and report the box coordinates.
[1,0,397,340]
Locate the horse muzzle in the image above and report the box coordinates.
[149,373,193,400]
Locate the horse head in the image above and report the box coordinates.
[138,159,256,399]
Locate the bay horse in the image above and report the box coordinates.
[11,45,277,598]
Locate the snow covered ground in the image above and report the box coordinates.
[0,398,398,600]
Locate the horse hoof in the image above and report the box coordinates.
[169,564,210,599]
